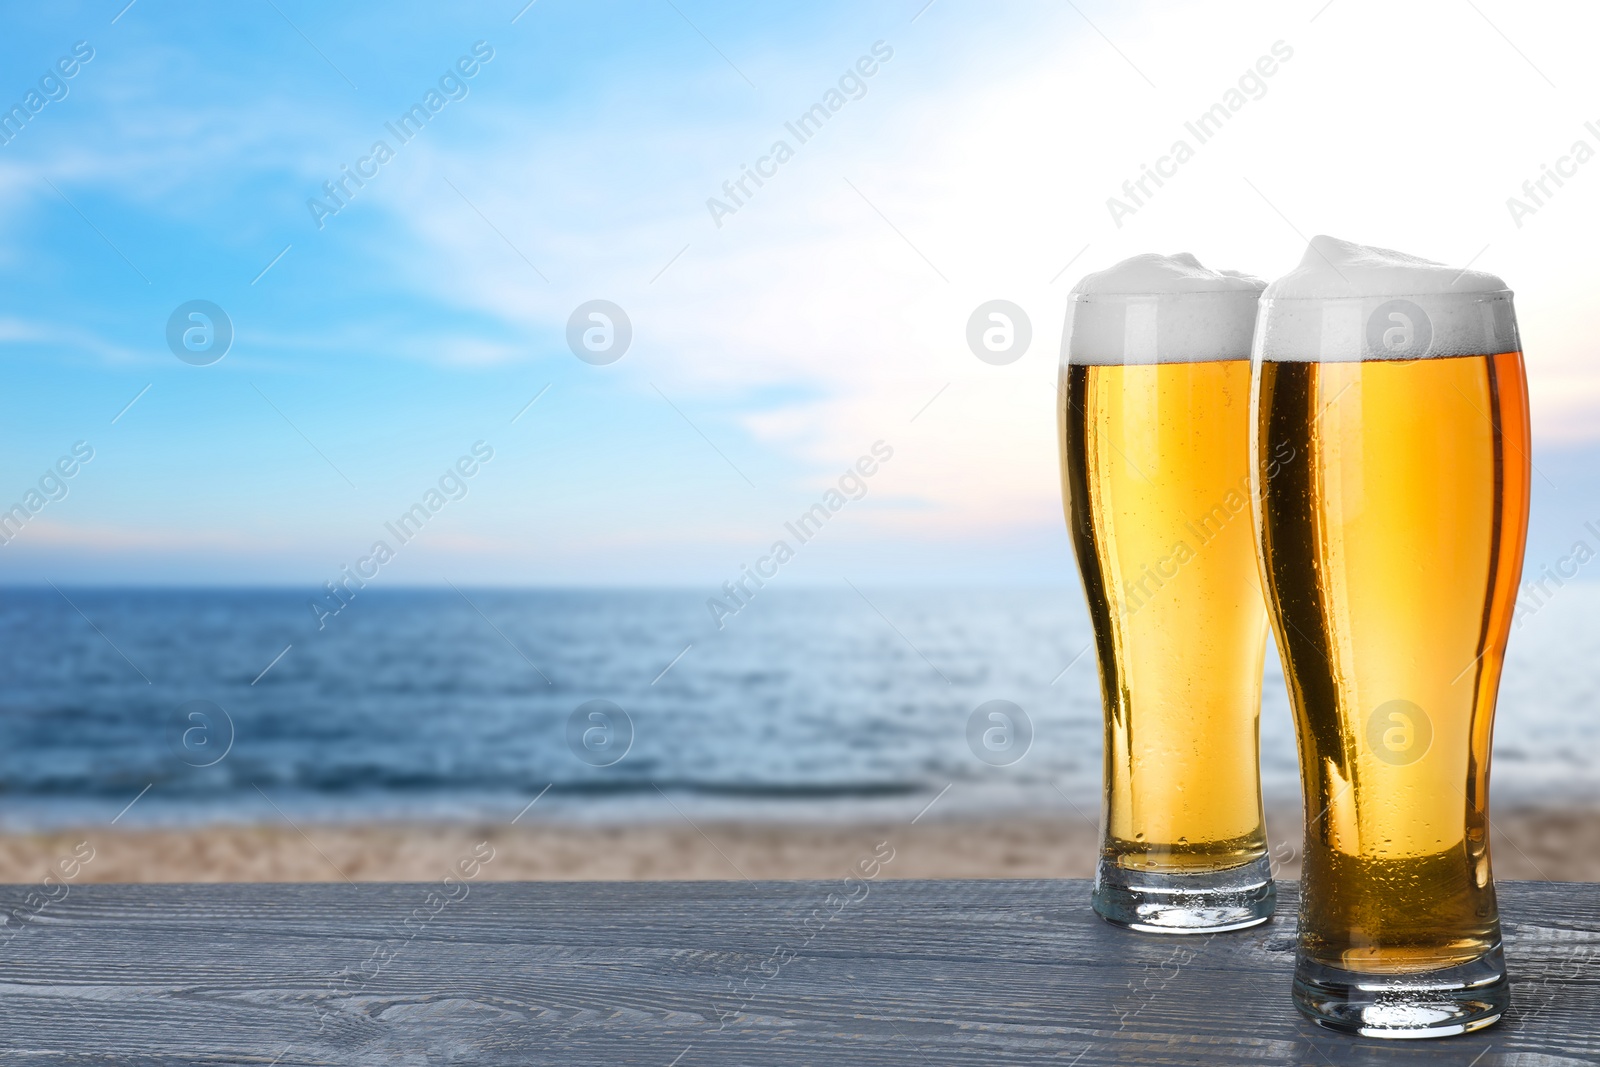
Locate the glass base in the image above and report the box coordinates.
[1293,944,1508,1039]
[1092,852,1276,933]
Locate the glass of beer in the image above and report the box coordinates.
[1251,236,1529,1037]
[1059,253,1276,933]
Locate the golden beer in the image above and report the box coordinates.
[1060,361,1268,868]
[1251,236,1528,1037]
[1059,255,1274,932]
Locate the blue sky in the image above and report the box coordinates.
[1,0,1597,587]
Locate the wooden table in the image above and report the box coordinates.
[0,878,1594,1064]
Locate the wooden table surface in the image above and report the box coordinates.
[0,878,1595,1065]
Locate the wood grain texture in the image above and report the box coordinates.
[0,879,1595,1065]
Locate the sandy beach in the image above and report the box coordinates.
[0,806,1591,884]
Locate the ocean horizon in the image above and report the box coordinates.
[0,584,1593,831]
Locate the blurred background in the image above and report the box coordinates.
[0,0,1595,882]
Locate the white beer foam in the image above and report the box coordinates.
[1071,252,1264,295]
[1064,253,1265,365]
[1256,236,1519,362]
[1264,235,1506,298]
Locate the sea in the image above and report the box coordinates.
[0,585,1594,830]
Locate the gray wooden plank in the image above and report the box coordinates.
[0,879,1593,1065]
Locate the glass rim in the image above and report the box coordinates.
[1068,288,1263,303]
[1258,288,1514,304]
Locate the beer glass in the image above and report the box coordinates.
[1059,254,1275,933]
[1251,237,1529,1036]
